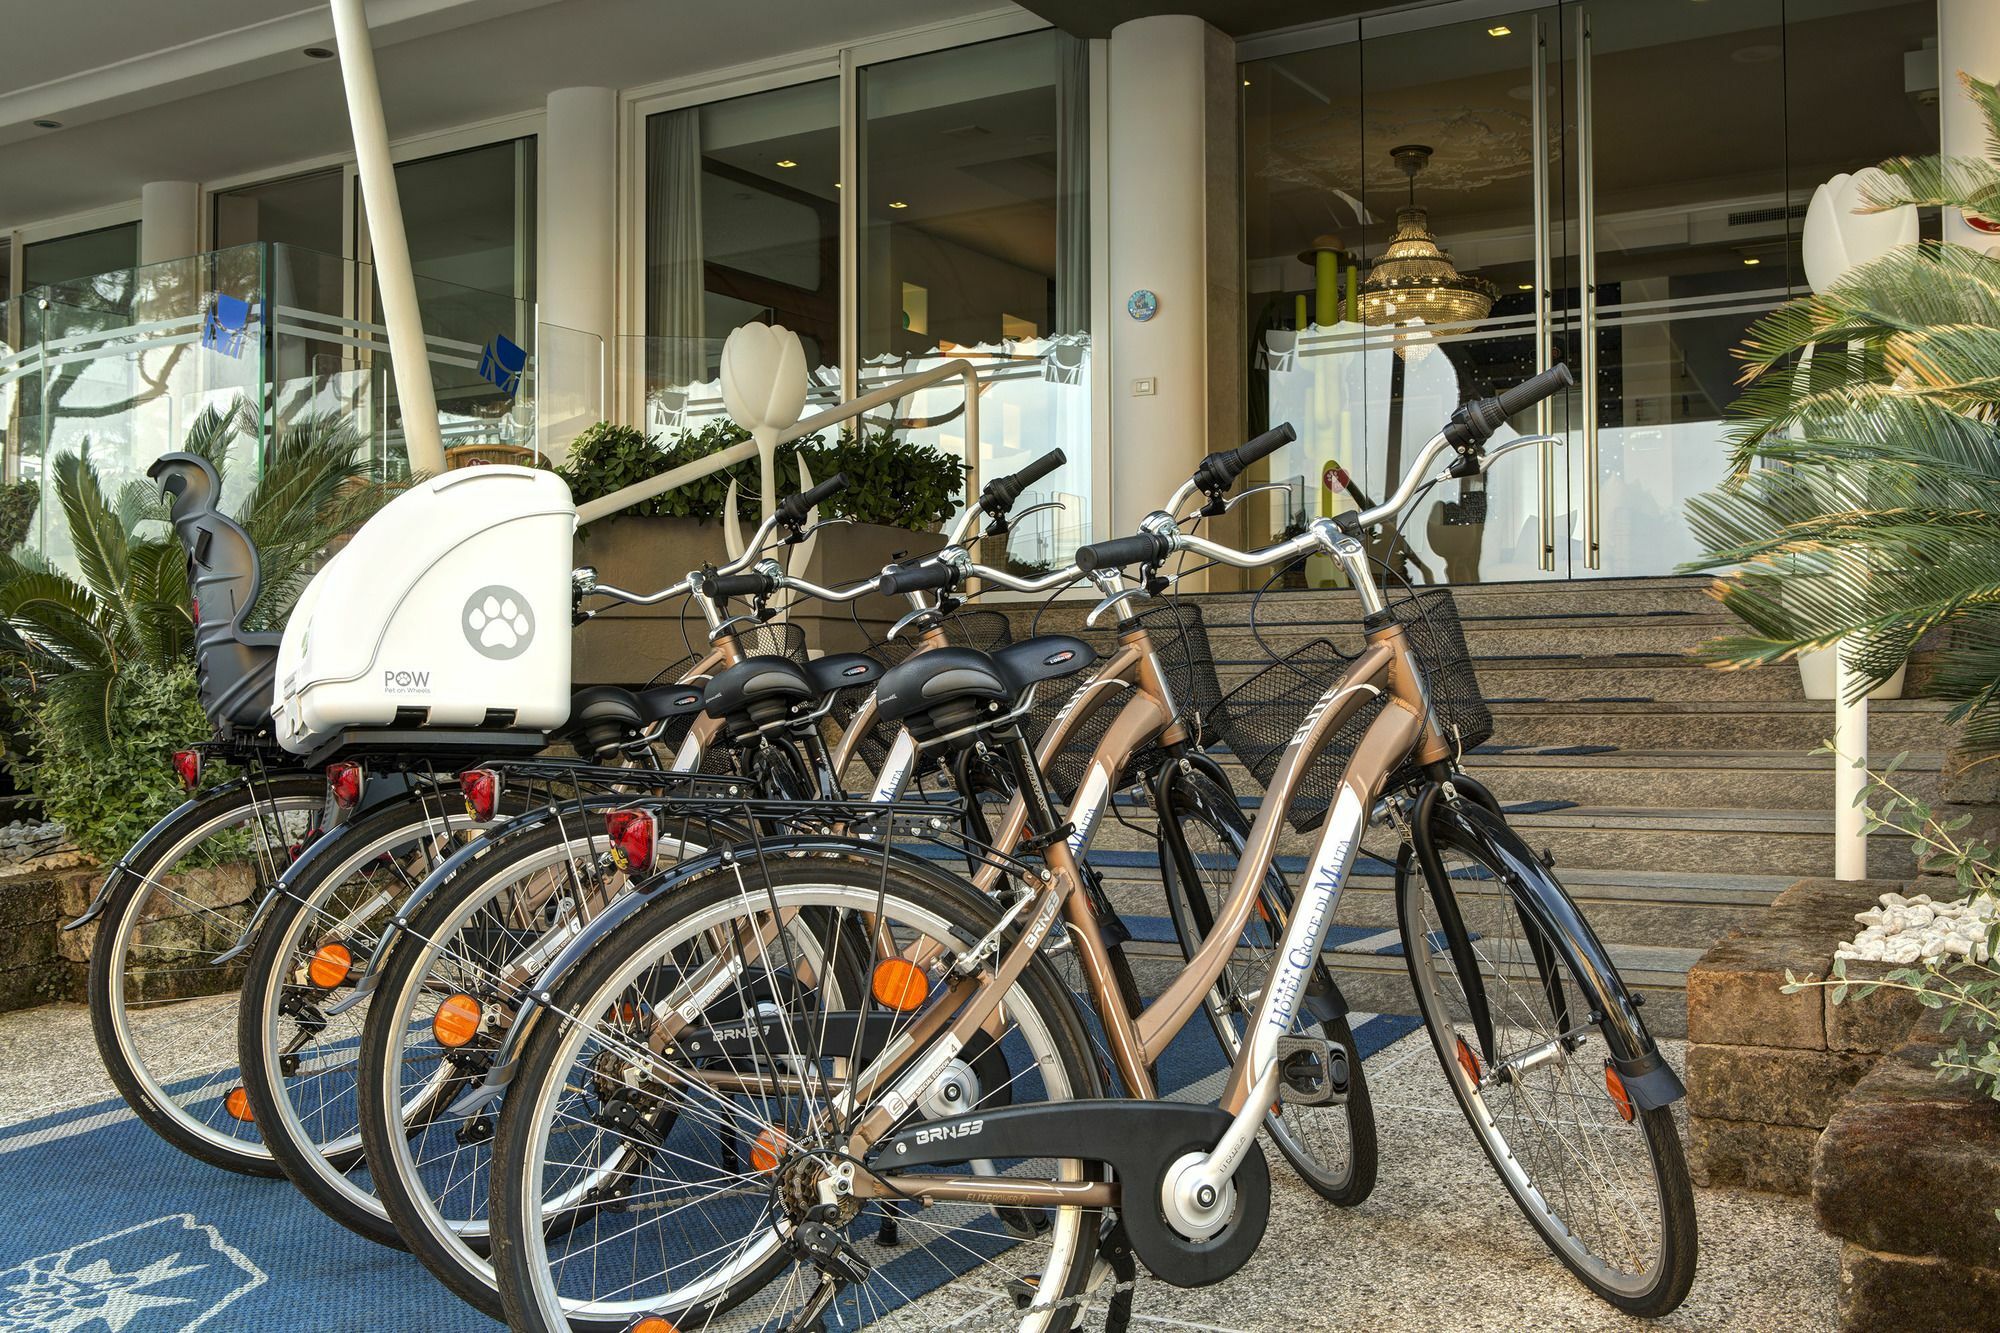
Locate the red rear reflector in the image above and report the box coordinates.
[605,808,658,873]
[307,942,352,989]
[1455,1036,1484,1086]
[434,994,483,1048]
[1604,1063,1636,1123]
[326,762,364,810]
[871,959,931,1012]
[459,767,501,822]
[171,750,202,791]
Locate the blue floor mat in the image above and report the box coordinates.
[0,1002,1416,1332]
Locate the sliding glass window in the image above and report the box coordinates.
[858,29,1092,570]
[643,79,840,432]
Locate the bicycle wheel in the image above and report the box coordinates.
[357,811,727,1317]
[86,773,326,1174]
[488,852,1106,1333]
[236,788,485,1246]
[1396,814,1696,1317]
[1158,768,1376,1205]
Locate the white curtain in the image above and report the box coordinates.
[649,108,705,386]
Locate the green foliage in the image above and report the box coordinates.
[1781,758,2000,1105]
[1684,74,2000,753]
[0,403,395,857]
[559,418,965,532]
[23,659,210,863]
[0,481,38,550]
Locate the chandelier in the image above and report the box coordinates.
[1359,144,1498,332]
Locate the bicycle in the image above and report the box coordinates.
[484,363,1695,1332]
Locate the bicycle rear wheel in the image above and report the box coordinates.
[1158,768,1376,1205]
[1395,813,1696,1317]
[87,774,326,1174]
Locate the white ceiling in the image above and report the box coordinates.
[0,0,1004,230]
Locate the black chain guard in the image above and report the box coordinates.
[869,1098,1268,1287]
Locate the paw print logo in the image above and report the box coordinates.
[463,585,536,661]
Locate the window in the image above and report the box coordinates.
[21,222,138,290]
[213,168,345,257]
[391,137,538,302]
[645,78,840,392]
[858,30,1093,568]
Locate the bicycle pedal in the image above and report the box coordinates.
[1275,1035,1350,1107]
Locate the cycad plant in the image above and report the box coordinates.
[0,404,394,858]
[1686,72,2000,754]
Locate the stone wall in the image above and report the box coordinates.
[1814,1017,2000,1330]
[1686,876,1921,1194]
[0,863,97,1012]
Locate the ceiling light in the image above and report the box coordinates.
[775,159,797,168]
[1242,78,1251,86]
[1518,283,1533,290]
[31,118,61,129]
[1742,256,1762,265]
[302,46,335,59]
[1487,25,1512,37]
[889,200,908,209]
[1360,145,1498,339]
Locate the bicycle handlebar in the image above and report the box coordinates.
[1073,532,1174,572]
[876,560,957,595]
[776,472,849,526]
[1192,422,1297,495]
[980,448,1065,515]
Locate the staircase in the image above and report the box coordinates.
[1004,575,1955,1036]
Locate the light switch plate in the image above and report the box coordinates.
[1132,377,1157,396]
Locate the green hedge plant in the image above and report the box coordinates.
[560,419,965,532]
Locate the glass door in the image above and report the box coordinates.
[1562,0,1789,577]
[1245,7,1571,585]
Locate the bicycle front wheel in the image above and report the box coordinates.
[1395,811,1696,1317]
[488,851,1106,1333]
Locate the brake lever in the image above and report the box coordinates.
[797,516,855,543]
[886,605,938,641]
[711,613,768,641]
[1475,433,1563,474]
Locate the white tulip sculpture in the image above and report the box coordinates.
[1798,168,1918,879]
[717,323,820,614]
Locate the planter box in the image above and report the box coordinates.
[1799,645,1906,701]
[1685,876,1922,1195]
[572,514,944,681]
[1814,1017,2000,1330]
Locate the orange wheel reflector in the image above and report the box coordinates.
[434,993,484,1048]
[632,1319,679,1333]
[307,942,352,989]
[871,959,931,1012]
[1455,1036,1484,1086]
[751,1128,786,1173]
[1604,1063,1636,1123]
[225,1086,255,1122]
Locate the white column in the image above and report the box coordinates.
[138,181,199,266]
[1940,0,2000,250]
[1105,15,1237,544]
[329,0,446,476]
[541,88,617,348]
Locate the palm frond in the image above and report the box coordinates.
[49,453,134,646]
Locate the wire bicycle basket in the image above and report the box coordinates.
[1211,588,1490,831]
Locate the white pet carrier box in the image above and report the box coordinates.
[272,465,575,754]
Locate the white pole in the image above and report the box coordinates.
[328,0,447,476]
[1834,656,1869,879]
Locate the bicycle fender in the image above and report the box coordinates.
[456,835,983,1116]
[1423,794,1684,1111]
[64,787,217,930]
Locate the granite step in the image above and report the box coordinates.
[1485,699,1956,752]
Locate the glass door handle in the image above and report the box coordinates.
[1576,5,1602,570]
[1531,12,1557,572]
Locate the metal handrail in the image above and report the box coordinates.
[575,356,983,527]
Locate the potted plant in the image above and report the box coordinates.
[561,418,963,677]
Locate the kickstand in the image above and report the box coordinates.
[1099,1219,1139,1333]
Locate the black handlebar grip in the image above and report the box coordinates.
[707,571,777,599]
[777,472,850,526]
[1237,422,1298,469]
[1193,422,1298,493]
[1495,363,1575,419]
[876,560,957,595]
[1075,531,1174,571]
[980,448,1067,514]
